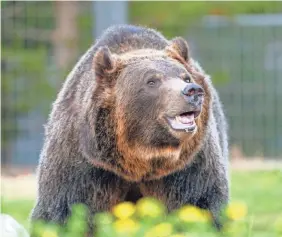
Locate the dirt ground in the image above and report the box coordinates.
[1,174,37,200]
[1,159,282,200]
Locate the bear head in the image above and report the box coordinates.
[82,37,211,181]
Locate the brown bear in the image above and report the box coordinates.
[31,25,229,230]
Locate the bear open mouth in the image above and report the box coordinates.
[167,111,201,132]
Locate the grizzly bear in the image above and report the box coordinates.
[31,25,229,229]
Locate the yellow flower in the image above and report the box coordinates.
[112,202,135,219]
[226,201,247,221]
[136,197,165,218]
[41,230,58,237]
[145,222,173,237]
[113,218,139,234]
[178,205,210,223]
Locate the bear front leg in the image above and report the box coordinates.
[66,169,131,235]
[31,167,131,235]
[195,181,229,229]
[140,162,229,229]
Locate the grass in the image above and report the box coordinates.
[1,170,282,235]
[229,170,282,236]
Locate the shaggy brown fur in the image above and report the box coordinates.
[31,25,229,232]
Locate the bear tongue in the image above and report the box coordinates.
[176,114,194,124]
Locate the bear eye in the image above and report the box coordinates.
[147,78,160,87]
[147,80,155,86]
[183,75,191,83]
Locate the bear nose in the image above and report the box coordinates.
[182,83,204,103]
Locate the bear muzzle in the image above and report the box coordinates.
[166,83,204,133]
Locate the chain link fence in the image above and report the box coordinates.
[187,15,282,158]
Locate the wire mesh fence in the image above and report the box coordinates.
[1,2,282,166]
[187,15,282,158]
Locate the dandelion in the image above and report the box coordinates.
[136,197,166,218]
[178,205,210,223]
[112,202,135,219]
[113,218,139,234]
[145,222,173,237]
[41,229,58,237]
[226,201,247,221]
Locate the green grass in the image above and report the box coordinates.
[229,170,282,236]
[1,170,282,235]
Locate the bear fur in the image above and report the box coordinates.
[31,25,229,229]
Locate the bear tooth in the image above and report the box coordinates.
[175,116,180,123]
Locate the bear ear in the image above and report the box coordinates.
[166,37,190,62]
[93,46,117,81]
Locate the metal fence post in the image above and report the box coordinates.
[93,1,128,39]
